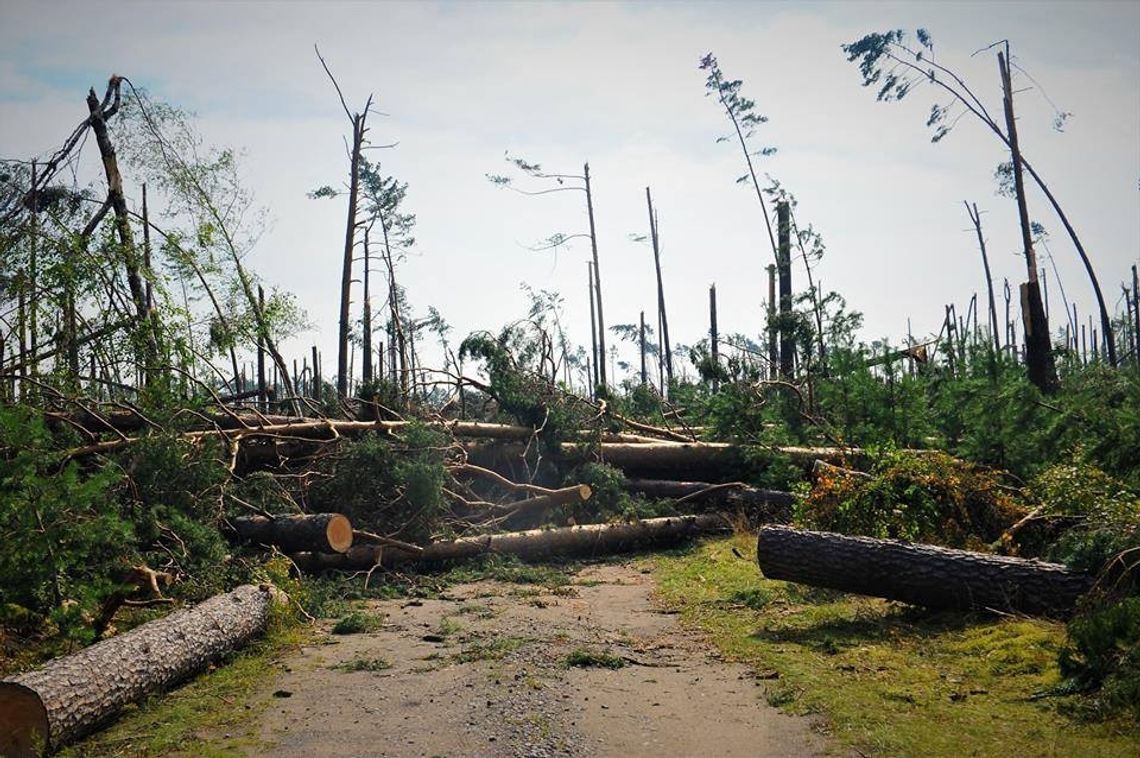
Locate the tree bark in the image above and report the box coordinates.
[623,478,794,519]
[756,525,1093,618]
[0,585,277,757]
[777,201,794,378]
[230,513,354,554]
[646,186,673,387]
[292,514,731,571]
[999,48,1058,392]
[584,163,606,388]
[504,484,592,524]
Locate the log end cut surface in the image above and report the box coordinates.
[324,514,354,553]
[0,682,50,757]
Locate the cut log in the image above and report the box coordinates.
[756,526,1094,618]
[292,514,731,571]
[230,513,353,553]
[623,478,794,518]
[505,484,593,522]
[0,584,277,757]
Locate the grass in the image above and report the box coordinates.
[58,618,311,757]
[651,534,1138,757]
[453,635,530,663]
[563,647,626,670]
[331,655,392,673]
[330,609,384,635]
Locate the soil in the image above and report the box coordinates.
[227,562,829,757]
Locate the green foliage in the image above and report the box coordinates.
[795,450,1026,548]
[0,406,131,643]
[331,610,385,635]
[568,462,669,522]
[309,425,448,544]
[1060,597,1140,720]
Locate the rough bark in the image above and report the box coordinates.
[505,484,593,522]
[623,478,794,520]
[0,585,277,757]
[231,513,354,554]
[292,514,731,571]
[777,201,794,379]
[756,526,1093,618]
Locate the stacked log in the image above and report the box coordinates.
[292,514,732,572]
[756,526,1094,618]
[0,584,277,757]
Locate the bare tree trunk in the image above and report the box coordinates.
[965,201,1002,355]
[362,227,373,384]
[767,264,777,379]
[337,113,365,398]
[777,201,794,378]
[588,261,599,393]
[999,48,1057,393]
[639,310,647,385]
[709,284,719,391]
[584,163,606,388]
[646,187,673,387]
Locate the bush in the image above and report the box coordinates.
[794,449,1026,549]
[309,424,448,544]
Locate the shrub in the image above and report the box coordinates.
[794,449,1026,549]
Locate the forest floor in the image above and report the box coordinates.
[204,561,828,757]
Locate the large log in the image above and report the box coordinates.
[230,513,354,553]
[292,514,732,571]
[623,478,794,519]
[756,526,1094,618]
[463,440,929,479]
[0,584,277,757]
[504,484,593,523]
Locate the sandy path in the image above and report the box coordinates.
[239,562,827,757]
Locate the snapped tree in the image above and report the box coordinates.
[843,29,1112,380]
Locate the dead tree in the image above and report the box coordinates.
[316,45,373,399]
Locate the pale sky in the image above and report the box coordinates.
[2,0,1138,384]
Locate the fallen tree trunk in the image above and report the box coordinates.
[230,513,354,554]
[756,526,1094,618]
[0,584,277,757]
[464,440,910,479]
[624,478,794,515]
[292,514,731,571]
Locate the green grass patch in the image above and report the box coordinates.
[453,635,530,663]
[651,534,1138,757]
[563,647,626,670]
[330,610,384,635]
[331,656,392,673]
[59,620,311,757]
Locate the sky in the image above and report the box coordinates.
[2,0,1138,386]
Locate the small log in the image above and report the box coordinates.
[506,484,593,521]
[292,514,731,571]
[0,584,277,757]
[230,513,354,554]
[756,526,1094,618]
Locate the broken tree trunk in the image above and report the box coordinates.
[292,514,731,571]
[755,526,1093,618]
[0,584,277,757]
[230,513,354,554]
[623,478,794,520]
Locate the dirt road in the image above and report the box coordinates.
[237,562,827,757]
